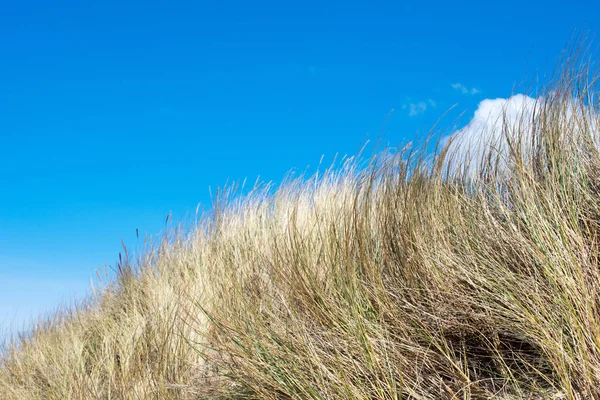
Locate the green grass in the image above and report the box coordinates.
[3,54,600,399]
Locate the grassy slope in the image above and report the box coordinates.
[3,63,600,399]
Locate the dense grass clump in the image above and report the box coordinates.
[3,62,600,399]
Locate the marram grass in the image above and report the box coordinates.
[3,63,600,399]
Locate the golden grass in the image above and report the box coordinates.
[3,56,600,399]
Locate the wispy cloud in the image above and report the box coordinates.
[451,83,480,95]
[402,99,436,117]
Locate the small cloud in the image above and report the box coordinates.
[409,102,427,116]
[452,83,480,95]
[404,99,436,117]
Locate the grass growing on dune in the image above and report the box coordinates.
[4,56,600,399]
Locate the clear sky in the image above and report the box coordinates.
[1,0,599,336]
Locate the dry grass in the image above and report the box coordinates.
[3,55,600,399]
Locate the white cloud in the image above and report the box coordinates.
[452,83,480,95]
[409,102,427,116]
[444,94,600,176]
[445,95,537,167]
[403,99,436,117]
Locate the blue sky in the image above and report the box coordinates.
[1,0,599,336]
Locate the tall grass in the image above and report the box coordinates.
[3,57,600,399]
